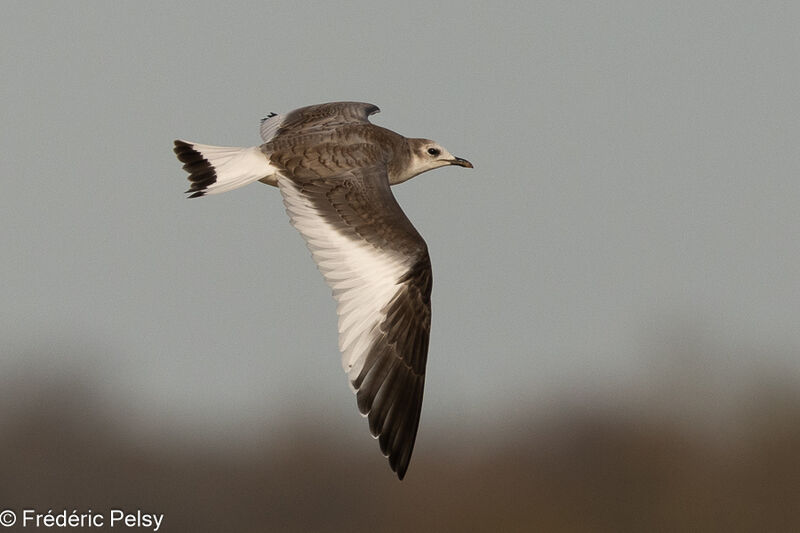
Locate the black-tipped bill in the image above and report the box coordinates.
[450,157,473,168]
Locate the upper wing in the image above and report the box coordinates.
[260,102,380,142]
[278,165,431,480]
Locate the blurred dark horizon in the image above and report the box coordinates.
[2,336,799,532]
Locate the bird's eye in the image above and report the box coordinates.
[427,148,441,156]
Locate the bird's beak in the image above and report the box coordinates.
[450,157,473,168]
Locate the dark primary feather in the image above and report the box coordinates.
[355,255,431,479]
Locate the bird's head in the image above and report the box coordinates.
[394,138,472,184]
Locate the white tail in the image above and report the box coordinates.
[174,140,277,198]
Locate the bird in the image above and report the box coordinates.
[173,101,472,479]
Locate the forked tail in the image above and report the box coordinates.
[173,140,277,198]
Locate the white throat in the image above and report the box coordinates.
[391,154,448,185]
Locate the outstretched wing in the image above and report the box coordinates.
[278,165,431,480]
[260,102,380,142]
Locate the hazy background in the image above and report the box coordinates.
[2,1,799,530]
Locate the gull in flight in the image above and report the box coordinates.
[173,102,472,479]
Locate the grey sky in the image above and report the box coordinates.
[2,2,798,445]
